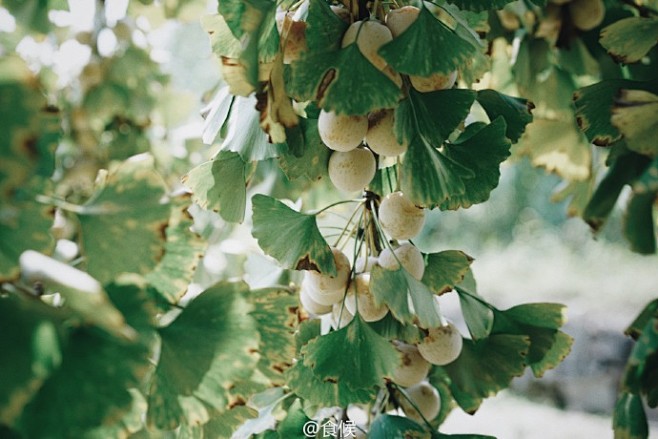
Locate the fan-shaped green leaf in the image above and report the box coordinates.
[441,118,512,210]
[370,265,442,329]
[147,281,259,430]
[251,194,336,274]
[379,6,476,76]
[476,90,533,143]
[76,155,170,284]
[369,414,429,439]
[422,250,473,295]
[286,357,378,407]
[614,392,649,439]
[395,88,477,147]
[600,17,658,64]
[278,117,330,182]
[302,316,400,390]
[182,151,247,223]
[624,192,657,255]
[436,334,530,414]
[400,136,473,209]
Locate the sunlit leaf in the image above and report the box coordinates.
[600,17,658,64]
[76,155,170,284]
[515,118,591,181]
[145,198,206,304]
[251,194,336,274]
[147,282,259,430]
[422,251,473,295]
[370,266,442,329]
[302,316,399,390]
[441,118,512,210]
[379,5,476,76]
[203,405,259,439]
[182,151,248,223]
[0,194,53,282]
[248,287,299,384]
[611,90,658,157]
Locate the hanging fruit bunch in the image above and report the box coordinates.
[187,0,574,435]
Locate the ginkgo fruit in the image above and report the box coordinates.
[344,273,388,322]
[365,109,408,157]
[569,0,605,31]
[355,255,378,273]
[318,109,368,152]
[330,302,354,329]
[328,147,377,193]
[417,322,463,365]
[341,20,393,71]
[385,6,457,92]
[392,342,432,388]
[378,191,425,240]
[300,284,332,315]
[400,381,441,423]
[304,247,350,305]
[378,243,425,280]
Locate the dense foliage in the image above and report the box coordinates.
[0,0,656,438]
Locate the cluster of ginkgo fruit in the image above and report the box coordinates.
[280,3,457,194]
[298,189,463,422]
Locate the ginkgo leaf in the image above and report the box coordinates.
[248,287,299,384]
[611,89,658,157]
[302,316,400,391]
[144,198,206,304]
[379,5,476,76]
[305,0,347,52]
[258,56,299,144]
[369,414,430,439]
[491,302,573,377]
[222,95,286,161]
[0,193,54,282]
[203,405,259,439]
[476,90,534,143]
[422,250,473,295]
[277,399,312,439]
[75,154,170,285]
[435,334,530,414]
[573,79,658,146]
[182,151,248,223]
[515,118,591,182]
[441,118,512,210]
[600,17,658,64]
[457,289,494,341]
[395,88,477,147]
[201,14,242,58]
[624,192,657,255]
[286,360,377,407]
[583,145,650,231]
[444,0,517,11]
[251,194,336,274]
[19,327,151,438]
[147,281,259,430]
[0,296,61,428]
[278,117,330,182]
[370,266,442,329]
[613,392,649,439]
[400,136,474,209]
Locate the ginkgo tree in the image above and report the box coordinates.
[0,0,655,438]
